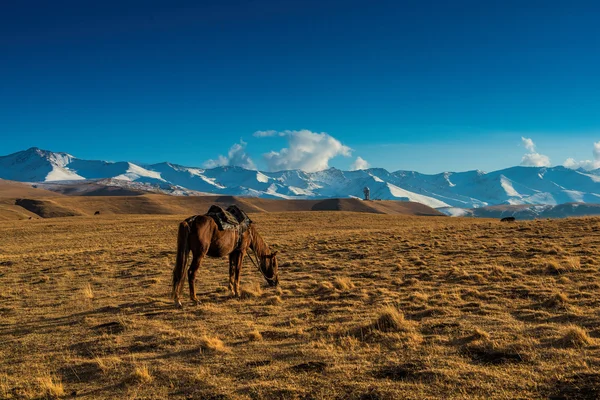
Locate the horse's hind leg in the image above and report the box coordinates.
[188,254,202,305]
[228,253,236,297]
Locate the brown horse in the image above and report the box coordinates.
[171,214,279,307]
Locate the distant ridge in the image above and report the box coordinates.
[3,148,600,212]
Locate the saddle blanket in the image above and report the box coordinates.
[205,205,252,231]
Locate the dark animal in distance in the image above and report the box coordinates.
[501,216,516,222]
[172,206,279,308]
[94,211,100,215]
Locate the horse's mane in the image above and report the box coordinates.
[248,224,270,258]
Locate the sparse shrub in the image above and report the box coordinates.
[38,374,64,398]
[557,325,593,348]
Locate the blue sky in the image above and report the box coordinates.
[1,0,599,173]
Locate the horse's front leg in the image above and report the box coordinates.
[234,250,245,298]
[228,253,236,297]
[188,255,202,305]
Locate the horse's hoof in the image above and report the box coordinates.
[191,299,199,306]
[174,300,183,308]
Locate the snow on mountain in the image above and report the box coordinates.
[0,148,84,182]
[3,147,600,211]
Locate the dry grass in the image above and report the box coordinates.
[333,276,355,290]
[132,364,153,383]
[81,283,94,300]
[199,335,228,353]
[557,325,594,348]
[248,329,263,341]
[38,374,64,398]
[1,212,600,399]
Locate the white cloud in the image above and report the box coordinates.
[204,140,256,170]
[350,156,370,170]
[253,130,284,138]
[563,141,600,171]
[521,152,551,167]
[259,129,352,172]
[521,137,536,152]
[520,137,551,167]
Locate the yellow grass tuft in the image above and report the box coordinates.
[95,355,122,374]
[565,256,581,271]
[545,259,566,275]
[241,282,263,298]
[557,325,593,348]
[82,283,94,300]
[543,292,569,309]
[333,276,355,291]
[373,306,408,332]
[266,295,283,305]
[248,329,263,341]
[38,374,64,398]
[470,327,491,341]
[132,363,153,383]
[199,335,228,353]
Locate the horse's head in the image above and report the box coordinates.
[260,251,279,287]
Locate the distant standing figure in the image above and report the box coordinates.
[500,216,515,222]
[363,186,370,201]
[94,211,100,215]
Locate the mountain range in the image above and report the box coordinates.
[2,147,600,217]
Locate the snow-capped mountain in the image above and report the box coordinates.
[3,147,600,211]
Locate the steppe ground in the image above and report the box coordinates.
[1,212,600,399]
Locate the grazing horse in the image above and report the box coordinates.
[171,214,279,308]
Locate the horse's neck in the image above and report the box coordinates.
[249,226,269,257]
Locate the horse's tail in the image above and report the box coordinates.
[172,219,192,299]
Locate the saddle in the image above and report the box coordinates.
[205,205,252,232]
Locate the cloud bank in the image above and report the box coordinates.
[563,141,600,171]
[520,137,551,167]
[256,129,352,172]
[204,140,256,170]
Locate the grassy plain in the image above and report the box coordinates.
[1,212,599,399]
